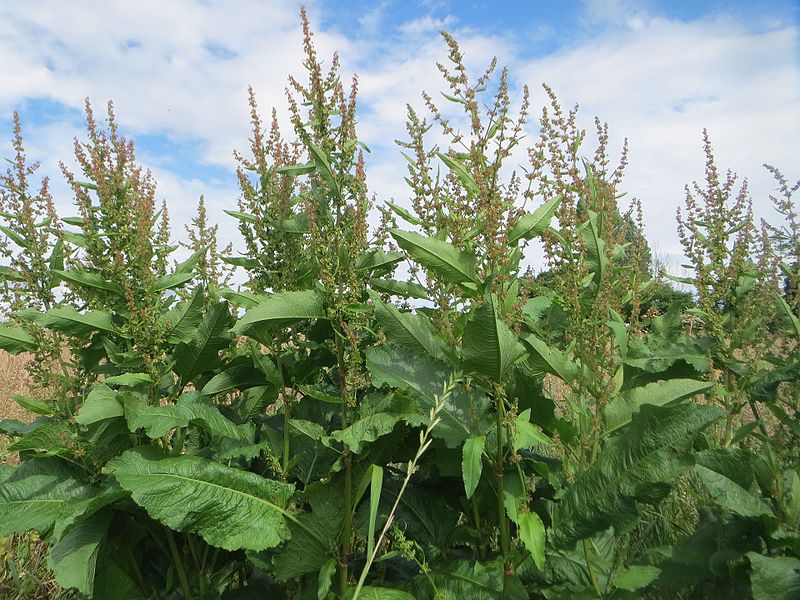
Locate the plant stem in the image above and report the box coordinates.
[495,384,511,600]
[165,529,193,600]
[583,538,602,598]
[336,332,353,595]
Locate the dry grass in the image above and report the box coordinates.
[0,351,74,600]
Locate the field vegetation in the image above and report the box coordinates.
[0,9,798,599]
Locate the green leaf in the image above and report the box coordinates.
[54,269,123,294]
[389,229,478,284]
[0,224,27,247]
[0,324,37,354]
[104,446,294,551]
[369,278,429,299]
[13,395,51,415]
[276,162,316,176]
[518,511,546,570]
[521,334,580,385]
[0,458,93,535]
[17,306,115,336]
[234,290,325,336]
[384,200,426,226]
[551,402,723,547]
[299,385,342,404]
[462,293,525,381]
[462,435,485,499]
[509,196,562,243]
[348,588,415,600]
[202,364,267,396]
[776,294,800,338]
[173,301,233,384]
[747,552,800,600]
[331,413,403,454]
[307,142,340,197]
[367,465,384,559]
[513,409,551,450]
[103,372,153,387]
[370,291,446,359]
[162,285,205,344]
[75,383,125,425]
[224,210,258,223]
[584,211,608,282]
[318,559,336,600]
[48,510,111,597]
[407,558,527,600]
[695,464,773,518]
[355,249,405,273]
[153,270,194,292]
[9,422,75,456]
[613,565,661,592]
[605,379,713,433]
[437,152,479,195]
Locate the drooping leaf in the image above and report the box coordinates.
[695,464,773,518]
[407,558,527,600]
[202,364,267,395]
[355,249,405,273]
[331,413,404,454]
[509,196,562,243]
[161,286,205,344]
[104,446,294,551]
[462,435,485,499]
[518,511,546,570]
[521,334,580,386]
[613,565,661,592]
[462,293,525,381]
[369,277,429,299]
[153,270,194,292]
[0,458,94,535]
[389,229,478,284]
[13,395,52,415]
[551,402,723,547]
[370,291,446,360]
[584,211,608,282]
[9,422,75,456]
[437,152,479,195]
[346,587,415,600]
[234,289,326,336]
[0,324,37,354]
[48,509,112,597]
[103,372,153,387]
[17,306,115,336]
[53,268,123,294]
[604,379,713,433]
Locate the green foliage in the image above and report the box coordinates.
[0,10,795,600]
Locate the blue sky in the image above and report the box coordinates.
[0,0,798,272]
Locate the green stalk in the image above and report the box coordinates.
[336,332,353,595]
[165,528,193,600]
[495,385,511,600]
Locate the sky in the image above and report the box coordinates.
[0,0,798,275]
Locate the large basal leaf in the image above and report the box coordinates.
[17,306,115,336]
[551,402,723,548]
[0,323,37,354]
[48,509,112,597]
[370,291,446,360]
[389,229,478,285]
[462,293,525,381]
[9,421,75,456]
[366,344,492,447]
[604,379,713,433]
[695,464,773,518]
[747,552,800,600]
[173,300,233,383]
[233,289,326,336]
[508,195,562,243]
[104,446,295,551]
[268,481,342,581]
[125,392,252,441]
[0,458,94,535]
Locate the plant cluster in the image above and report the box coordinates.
[0,10,798,600]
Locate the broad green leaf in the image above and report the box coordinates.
[605,379,713,433]
[384,200,426,226]
[161,285,205,344]
[509,195,562,243]
[348,588,415,600]
[462,435,485,499]
[318,559,336,600]
[0,324,37,354]
[521,334,580,386]
[355,249,404,273]
[153,270,194,292]
[218,287,265,309]
[0,224,27,247]
[224,209,257,223]
[104,446,294,551]
[407,558,527,600]
[307,142,340,197]
[13,395,52,415]
[695,464,773,518]
[234,289,325,336]
[104,372,152,387]
[370,291,445,359]
[613,565,661,592]
[269,481,342,580]
[173,301,233,383]
[17,306,115,336]
[775,294,800,337]
[276,162,316,176]
[584,211,608,282]
[0,458,93,535]
[125,392,251,441]
[552,402,723,547]
[747,552,800,600]
[518,511,546,570]
[513,409,551,450]
[462,293,525,381]
[54,269,122,294]
[299,385,343,404]
[369,277,428,299]
[75,383,125,425]
[437,152,479,195]
[52,484,128,540]
[331,413,404,454]
[390,229,478,284]
[202,364,267,395]
[48,510,111,597]
[9,422,75,456]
